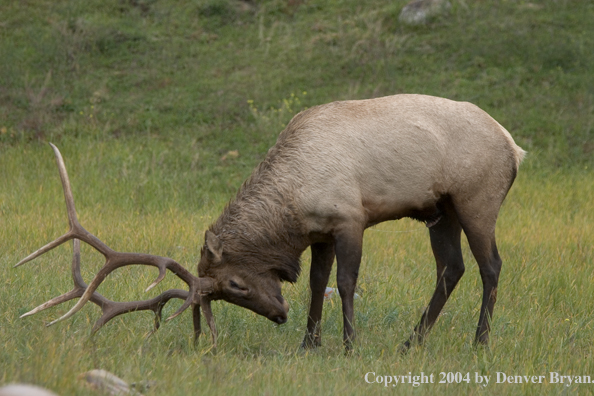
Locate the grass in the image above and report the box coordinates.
[2,148,593,395]
[1,0,593,167]
[1,0,594,394]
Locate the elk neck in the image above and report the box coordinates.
[207,160,310,283]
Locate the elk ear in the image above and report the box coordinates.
[205,230,223,264]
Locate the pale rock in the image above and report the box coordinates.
[0,384,59,396]
[399,0,452,25]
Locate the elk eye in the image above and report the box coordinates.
[229,280,247,292]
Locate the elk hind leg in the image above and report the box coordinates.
[455,194,504,347]
[401,203,465,351]
[463,224,501,346]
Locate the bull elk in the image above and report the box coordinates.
[17,94,525,352]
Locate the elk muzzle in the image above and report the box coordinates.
[270,295,289,324]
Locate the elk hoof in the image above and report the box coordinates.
[397,341,412,355]
[301,335,321,350]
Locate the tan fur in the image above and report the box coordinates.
[199,94,525,348]
[263,94,525,237]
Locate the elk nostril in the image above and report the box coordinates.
[275,315,287,325]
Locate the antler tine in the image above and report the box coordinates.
[15,233,73,268]
[200,296,217,348]
[15,144,112,268]
[19,143,217,345]
[20,238,87,318]
[192,304,202,344]
[49,143,78,230]
[91,288,192,335]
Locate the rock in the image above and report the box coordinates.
[0,384,59,396]
[398,0,452,26]
[78,370,144,396]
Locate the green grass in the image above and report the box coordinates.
[1,0,593,167]
[1,0,594,394]
[2,147,593,395]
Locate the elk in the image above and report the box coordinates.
[18,94,525,352]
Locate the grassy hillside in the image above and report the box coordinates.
[1,1,593,395]
[1,0,593,169]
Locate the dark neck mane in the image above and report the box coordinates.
[209,157,308,283]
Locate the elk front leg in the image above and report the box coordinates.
[334,228,363,352]
[302,242,335,349]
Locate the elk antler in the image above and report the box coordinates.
[16,143,217,347]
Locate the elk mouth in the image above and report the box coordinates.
[272,315,287,325]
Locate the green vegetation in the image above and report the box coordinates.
[1,0,593,394]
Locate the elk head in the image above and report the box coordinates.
[16,144,218,347]
[198,230,290,325]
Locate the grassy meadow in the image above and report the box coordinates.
[1,0,593,395]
